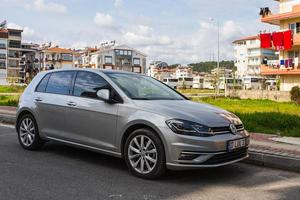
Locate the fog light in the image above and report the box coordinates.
[179,153,200,160]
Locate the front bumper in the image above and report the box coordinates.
[159,127,250,170]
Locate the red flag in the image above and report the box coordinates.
[260,33,272,48]
[283,30,292,50]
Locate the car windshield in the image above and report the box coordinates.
[106,72,185,100]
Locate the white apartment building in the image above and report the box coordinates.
[148,61,169,77]
[88,44,147,74]
[0,30,8,85]
[0,27,24,84]
[40,46,74,70]
[233,36,277,78]
[175,66,193,79]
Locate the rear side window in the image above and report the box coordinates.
[36,74,50,92]
[73,71,109,99]
[45,71,74,95]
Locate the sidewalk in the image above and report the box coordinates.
[0,106,299,172]
[0,106,16,124]
[247,133,300,172]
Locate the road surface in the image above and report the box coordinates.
[0,124,299,200]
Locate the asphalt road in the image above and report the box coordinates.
[0,124,299,200]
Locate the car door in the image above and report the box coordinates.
[65,71,119,152]
[34,71,75,139]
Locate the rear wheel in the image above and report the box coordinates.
[17,114,44,150]
[124,128,166,179]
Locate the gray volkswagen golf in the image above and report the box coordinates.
[16,69,249,179]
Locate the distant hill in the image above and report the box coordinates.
[188,61,235,73]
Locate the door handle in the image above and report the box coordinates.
[35,97,43,102]
[67,102,77,107]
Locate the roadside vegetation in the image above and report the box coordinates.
[0,85,25,93]
[177,89,224,94]
[192,97,300,137]
[0,95,19,107]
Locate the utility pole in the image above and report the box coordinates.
[209,18,220,96]
[217,20,220,95]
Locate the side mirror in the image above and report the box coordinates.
[96,89,110,102]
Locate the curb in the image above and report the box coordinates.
[0,114,15,125]
[244,150,300,173]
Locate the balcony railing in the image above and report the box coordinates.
[261,64,300,75]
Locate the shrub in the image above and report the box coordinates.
[290,86,300,105]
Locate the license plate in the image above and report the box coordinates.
[228,138,247,151]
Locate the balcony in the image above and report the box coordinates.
[261,64,300,75]
[261,5,300,25]
[293,32,300,46]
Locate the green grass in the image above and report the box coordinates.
[192,97,300,137]
[0,95,19,107]
[0,85,25,93]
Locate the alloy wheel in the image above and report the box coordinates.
[128,135,158,174]
[19,117,36,146]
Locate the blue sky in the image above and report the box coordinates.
[1,0,278,64]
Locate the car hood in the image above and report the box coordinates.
[132,100,242,127]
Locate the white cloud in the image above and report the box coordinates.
[26,0,67,14]
[122,25,172,46]
[94,12,116,28]
[126,20,246,64]
[7,22,45,43]
[7,23,23,30]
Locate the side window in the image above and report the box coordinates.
[36,74,50,92]
[74,72,109,99]
[45,71,74,95]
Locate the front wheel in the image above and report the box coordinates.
[17,114,44,150]
[124,128,166,179]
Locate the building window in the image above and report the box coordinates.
[289,22,300,34]
[8,60,18,67]
[128,51,132,56]
[0,60,5,69]
[0,53,6,59]
[0,43,6,49]
[105,56,112,64]
[124,50,128,55]
[8,50,18,58]
[133,58,140,66]
[9,31,21,37]
[61,53,73,61]
[8,40,21,48]
[120,50,124,55]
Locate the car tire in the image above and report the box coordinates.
[124,128,166,179]
[17,114,44,150]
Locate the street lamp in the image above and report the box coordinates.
[209,18,220,95]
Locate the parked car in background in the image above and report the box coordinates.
[16,69,249,179]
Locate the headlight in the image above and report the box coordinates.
[166,119,213,137]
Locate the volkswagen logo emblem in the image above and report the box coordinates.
[229,124,237,135]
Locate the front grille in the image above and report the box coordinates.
[202,148,248,165]
[210,124,244,135]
